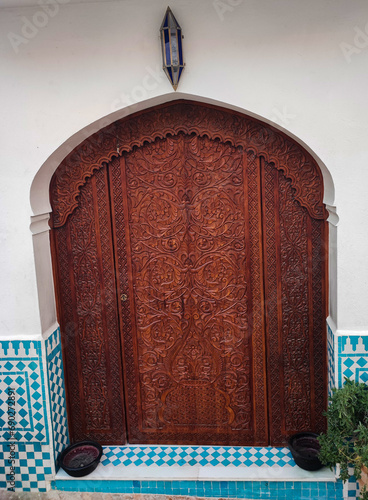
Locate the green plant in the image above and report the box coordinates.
[318,378,368,500]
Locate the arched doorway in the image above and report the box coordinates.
[49,100,328,446]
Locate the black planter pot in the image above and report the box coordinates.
[58,441,103,477]
[288,432,324,471]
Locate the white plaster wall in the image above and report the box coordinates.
[0,0,367,337]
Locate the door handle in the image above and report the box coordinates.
[121,294,128,302]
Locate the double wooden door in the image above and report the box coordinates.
[51,102,327,446]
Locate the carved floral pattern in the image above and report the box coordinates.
[51,102,327,446]
[279,170,312,432]
[118,134,255,442]
[50,102,327,227]
[52,167,126,444]
[262,159,327,443]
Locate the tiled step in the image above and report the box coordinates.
[54,445,342,500]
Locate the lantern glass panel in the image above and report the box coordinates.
[164,30,170,65]
[170,31,179,65]
[177,29,183,65]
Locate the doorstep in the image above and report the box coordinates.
[53,445,342,499]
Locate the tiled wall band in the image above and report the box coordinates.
[0,325,362,498]
[334,333,368,500]
[327,324,336,396]
[45,328,69,468]
[0,340,52,492]
[338,335,368,387]
[102,445,294,468]
[54,478,343,499]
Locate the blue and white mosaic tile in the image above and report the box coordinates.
[7,442,52,492]
[336,335,368,499]
[338,336,368,387]
[327,324,336,396]
[0,341,49,444]
[2,324,357,496]
[101,445,294,468]
[343,466,359,500]
[45,328,69,467]
[54,477,343,499]
[0,340,53,492]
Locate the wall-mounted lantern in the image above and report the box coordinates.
[160,7,184,91]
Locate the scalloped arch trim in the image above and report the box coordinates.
[50,100,327,227]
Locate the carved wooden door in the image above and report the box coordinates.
[50,101,327,446]
[108,135,267,444]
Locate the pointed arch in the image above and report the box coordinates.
[45,99,330,445]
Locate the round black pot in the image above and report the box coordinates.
[58,441,103,477]
[288,432,324,471]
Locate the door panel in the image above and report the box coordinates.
[109,135,268,445]
[261,158,327,444]
[51,166,127,444]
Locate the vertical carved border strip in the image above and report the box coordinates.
[53,185,91,441]
[108,155,143,442]
[51,222,82,441]
[261,158,284,445]
[306,215,316,429]
[80,173,111,433]
[312,218,328,433]
[245,151,268,445]
[279,171,312,435]
[93,166,127,442]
